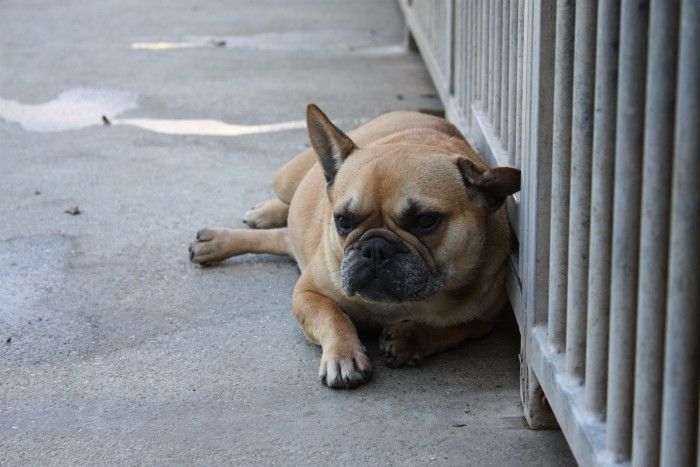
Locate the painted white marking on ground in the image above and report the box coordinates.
[131,30,403,54]
[0,88,137,132]
[113,118,307,136]
[0,89,307,136]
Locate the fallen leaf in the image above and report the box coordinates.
[65,205,81,215]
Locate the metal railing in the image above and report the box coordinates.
[399,1,699,465]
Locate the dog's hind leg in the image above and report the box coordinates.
[189,227,289,265]
[243,147,316,229]
[243,198,289,229]
[272,147,317,203]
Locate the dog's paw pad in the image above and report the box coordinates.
[319,345,372,389]
[380,320,426,368]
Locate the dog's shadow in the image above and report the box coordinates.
[193,253,297,269]
[338,310,521,391]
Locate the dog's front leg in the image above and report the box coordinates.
[293,276,371,389]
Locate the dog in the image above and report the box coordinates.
[189,105,520,389]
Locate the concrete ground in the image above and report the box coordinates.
[0,1,574,465]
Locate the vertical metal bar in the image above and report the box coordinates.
[470,1,477,109]
[547,0,575,353]
[429,0,435,52]
[446,0,455,95]
[631,1,679,465]
[432,2,437,55]
[421,1,428,43]
[471,3,479,113]
[528,0,555,323]
[515,0,524,167]
[519,0,556,345]
[607,0,649,460]
[428,1,434,63]
[474,0,482,107]
[472,1,478,108]
[466,1,476,127]
[584,0,620,419]
[519,0,533,310]
[458,0,465,110]
[477,0,484,105]
[500,0,510,143]
[463,1,469,106]
[493,0,502,134]
[472,2,479,105]
[507,0,518,160]
[519,0,557,429]
[465,1,473,125]
[455,0,465,111]
[488,0,496,117]
[660,1,700,464]
[454,1,462,103]
[565,0,597,382]
[481,0,489,110]
[519,0,532,320]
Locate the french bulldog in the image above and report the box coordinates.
[189,104,520,389]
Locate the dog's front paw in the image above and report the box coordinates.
[189,227,230,265]
[380,320,428,368]
[319,341,372,389]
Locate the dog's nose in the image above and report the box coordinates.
[360,237,397,264]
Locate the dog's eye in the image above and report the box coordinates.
[334,215,354,236]
[410,212,442,235]
[418,214,439,228]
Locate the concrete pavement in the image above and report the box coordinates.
[0,1,574,464]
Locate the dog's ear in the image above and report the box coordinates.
[306,104,357,184]
[457,157,521,212]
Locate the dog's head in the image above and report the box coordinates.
[307,104,520,303]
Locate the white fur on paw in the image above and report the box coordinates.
[319,345,372,389]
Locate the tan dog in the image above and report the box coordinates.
[189,105,520,389]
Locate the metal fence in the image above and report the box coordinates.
[399,1,699,465]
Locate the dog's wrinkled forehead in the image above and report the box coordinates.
[330,149,466,215]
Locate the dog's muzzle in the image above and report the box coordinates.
[340,230,444,302]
